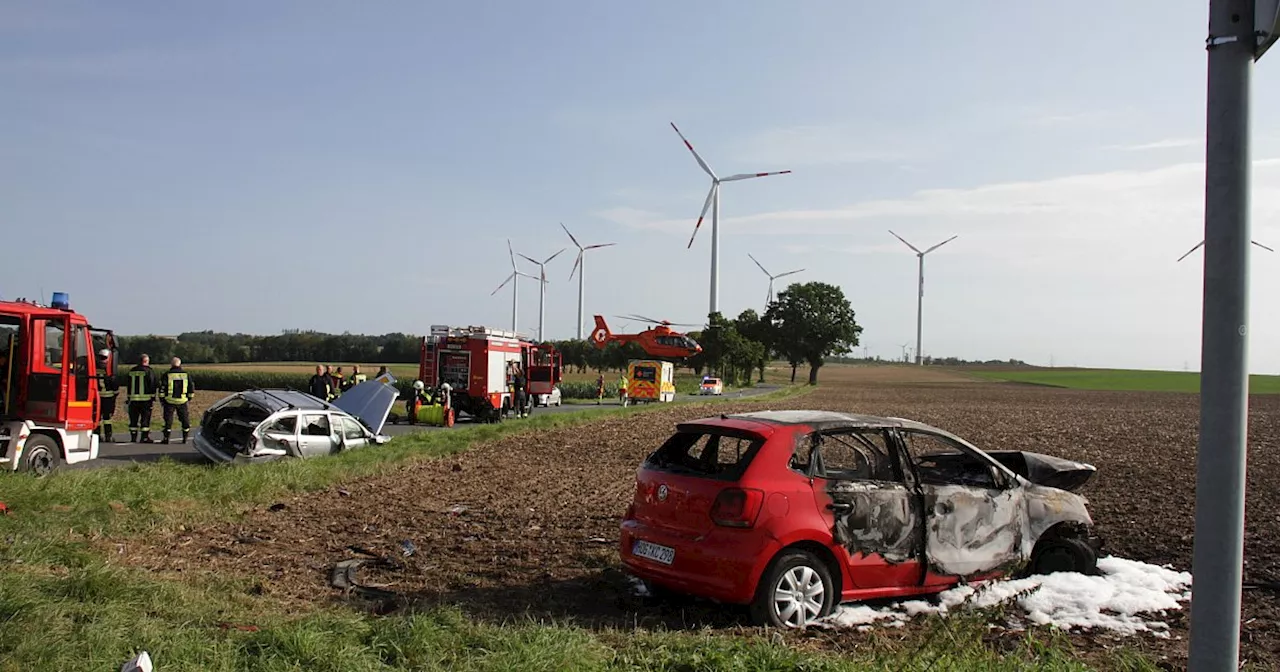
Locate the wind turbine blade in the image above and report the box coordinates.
[748,253,771,276]
[670,122,717,179]
[516,271,539,280]
[720,170,793,182]
[518,253,541,266]
[507,239,517,270]
[688,184,716,249]
[888,229,922,254]
[774,268,804,278]
[491,272,515,295]
[1251,240,1275,252]
[924,235,958,255]
[543,248,566,264]
[584,242,616,250]
[1177,240,1205,262]
[569,252,583,280]
[560,222,582,250]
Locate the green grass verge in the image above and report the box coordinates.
[965,367,1280,394]
[0,560,1163,671]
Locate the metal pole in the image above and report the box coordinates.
[1189,0,1252,668]
[577,255,585,340]
[915,254,924,366]
[710,183,720,317]
[512,274,519,333]
[538,275,546,342]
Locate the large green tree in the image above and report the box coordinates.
[764,282,862,385]
[734,309,773,383]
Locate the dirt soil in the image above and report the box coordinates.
[119,368,1280,670]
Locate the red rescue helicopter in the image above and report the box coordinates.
[590,315,703,359]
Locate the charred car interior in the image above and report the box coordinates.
[620,410,1104,628]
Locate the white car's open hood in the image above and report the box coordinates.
[330,378,398,435]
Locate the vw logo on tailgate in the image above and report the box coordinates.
[657,484,668,501]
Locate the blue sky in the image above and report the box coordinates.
[5,1,1280,371]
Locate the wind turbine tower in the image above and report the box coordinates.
[890,230,957,366]
[748,253,804,305]
[517,247,565,342]
[562,223,616,339]
[491,239,539,333]
[671,122,792,317]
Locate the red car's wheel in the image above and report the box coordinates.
[749,550,835,628]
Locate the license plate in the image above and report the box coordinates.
[632,539,675,565]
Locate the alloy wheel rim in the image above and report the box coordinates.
[772,565,825,627]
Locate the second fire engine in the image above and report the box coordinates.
[418,325,562,423]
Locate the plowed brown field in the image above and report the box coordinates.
[121,366,1280,669]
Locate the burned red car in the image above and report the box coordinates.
[619,410,1102,628]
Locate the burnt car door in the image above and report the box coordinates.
[803,428,924,588]
[895,428,1028,580]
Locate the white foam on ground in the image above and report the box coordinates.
[823,556,1192,637]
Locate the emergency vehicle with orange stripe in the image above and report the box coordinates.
[626,359,676,404]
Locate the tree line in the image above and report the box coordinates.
[116,281,865,385]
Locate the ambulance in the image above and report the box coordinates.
[625,359,675,404]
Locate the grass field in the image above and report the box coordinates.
[6,365,1256,670]
[965,366,1280,394]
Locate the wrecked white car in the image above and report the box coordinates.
[193,381,396,463]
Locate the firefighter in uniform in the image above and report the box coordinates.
[96,349,119,442]
[160,356,194,444]
[406,380,430,424]
[347,365,367,390]
[127,354,159,443]
[332,366,345,398]
[618,373,629,407]
[512,366,529,418]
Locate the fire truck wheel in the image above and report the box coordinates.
[22,435,61,477]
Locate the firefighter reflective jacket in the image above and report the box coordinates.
[349,373,367,387]
[98,373,119,398]
[162,367,193,405]
[127,365,158,402]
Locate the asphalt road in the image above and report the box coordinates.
[75,384,782,470]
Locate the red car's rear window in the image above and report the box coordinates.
[643,427,766,481]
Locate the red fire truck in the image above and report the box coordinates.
[1,293,116,475]
[418,325,562,423]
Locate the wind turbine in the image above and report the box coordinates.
[748,253,804,305]
[562,223,617,340]
[899,343,911,363]
[671,122,792,317]
[1176,238,1274,262]
[517,247,565,342]
[890,230,957,366]
[491,239,539,333]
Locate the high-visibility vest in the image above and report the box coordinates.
[98,377,118,398]
[350,373,367,386]
[128,368,154,401]
[163,370,192,405]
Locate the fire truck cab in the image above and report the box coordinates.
[1,294,116,475]
[419,325,562,423]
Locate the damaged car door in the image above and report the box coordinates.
[296,413,339,457]
[897,429,1027,580]
[805,428,924,589]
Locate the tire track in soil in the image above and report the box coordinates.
[120,382,1280,669]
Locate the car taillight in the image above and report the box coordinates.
[710,487,764,528]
